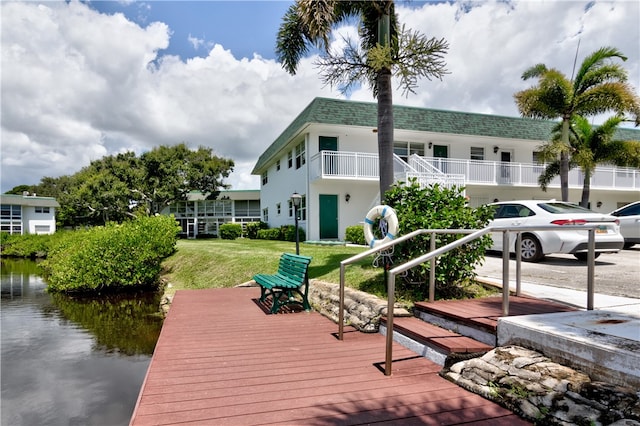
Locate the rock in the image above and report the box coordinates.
[443,345,640,425]
[308,279,411,333]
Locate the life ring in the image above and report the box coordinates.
[364,205,399,248]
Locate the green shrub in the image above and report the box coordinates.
[383,180,494,299]
[280,225,305,242]
[245,221,268,239]
[345,225,365,245]
[0,232,61,258]
[255,225,305,242]
[257,228,281,240]
[40,215,181,293]
[219,223,242,240]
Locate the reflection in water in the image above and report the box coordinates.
[1,259,163,426]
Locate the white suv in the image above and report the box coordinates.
[488,200,624,262]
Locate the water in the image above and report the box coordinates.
[1,259,164,426]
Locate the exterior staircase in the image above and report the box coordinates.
[379,296,577,367]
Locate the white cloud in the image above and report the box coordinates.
[1,0,638,193]
[0,1,333,192]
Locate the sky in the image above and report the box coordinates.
[1,0,639,193]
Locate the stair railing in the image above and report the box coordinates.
[338,225,599,376]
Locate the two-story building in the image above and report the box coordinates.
[0,193,60,235]
[252,97,640,241]
[160,190,261,238]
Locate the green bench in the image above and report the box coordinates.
[254,253,312,314]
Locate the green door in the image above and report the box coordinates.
[433,144,448,173]
[319,194,338,240]
[319,136,338,151]
[319,136,338,175]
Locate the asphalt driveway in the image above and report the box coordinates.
[475,247,640,299]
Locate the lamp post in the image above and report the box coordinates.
[290,192,302,255]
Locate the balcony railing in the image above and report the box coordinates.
[309,151,640,190]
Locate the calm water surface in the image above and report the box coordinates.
[1,259,163,426]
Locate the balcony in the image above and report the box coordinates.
[309,151,640,191]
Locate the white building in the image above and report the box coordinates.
[160,190,261,238]
[0,193,60,235]
[252,97,640,241]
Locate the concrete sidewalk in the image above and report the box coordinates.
[477,275,640,311]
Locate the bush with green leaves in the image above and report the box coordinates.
[280,225,305,242]
[245,221,268,239]
[383,180,495,299]
[219,223,242,240]
[256,225,306,242]
[345,225,365,245]
[0,232,59,258]
[41,215,181,293]
[257,228,281,240]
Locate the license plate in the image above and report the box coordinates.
[596,225,608,234]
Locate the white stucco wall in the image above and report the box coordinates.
[23,206,56,234]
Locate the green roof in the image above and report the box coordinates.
[0,194,60,207]
[252,97,640,174]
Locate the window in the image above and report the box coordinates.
[295,141,305,169]
[300,195,307,220]
[470,147,484,161]
[34,225,50,234]
[35,206,50,214]
[262,208,269,222]
[261,171,268,185]
[276,203,281,215]
[393,142,424,162]
[288,151,293,168]
[288,195,307,220]
[532,151,543,164]
[1,204,22,235]
[276,159,281,171]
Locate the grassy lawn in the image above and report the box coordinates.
[161,239,496,304]
[161,239,386,294]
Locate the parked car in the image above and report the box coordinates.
[488,200,624,262]
[610,201,640,249]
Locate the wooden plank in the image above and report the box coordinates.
[414,296,577,331]
[130,288,531,426]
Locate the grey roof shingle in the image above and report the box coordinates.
[0,194,60,208]
[252,97,640,174]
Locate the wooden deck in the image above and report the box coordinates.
[130,288,531,425]
[414,296,578,333]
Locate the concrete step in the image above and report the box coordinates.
[380,316,493,366]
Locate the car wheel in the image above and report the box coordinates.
[623,242,636,250]
[574,252,601,261]
[520,235,544,262]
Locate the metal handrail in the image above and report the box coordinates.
[337,224,601,376]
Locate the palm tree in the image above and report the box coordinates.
[537,115,640,207]
[276,0,448,201]
[515,46,640,202]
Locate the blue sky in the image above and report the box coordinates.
[2,1,639,192]
[89,1,293,61]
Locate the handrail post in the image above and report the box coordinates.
[502,229,510,316]
[587,228,595,310]
[515,232,522,297]
[339,263,345,340]
[384,270,396,376]
[429,232,436,302]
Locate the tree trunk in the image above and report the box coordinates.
[560,118,570,202]
[377,67,394,203]
[377,12,394,204]
[580,170,591,208]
